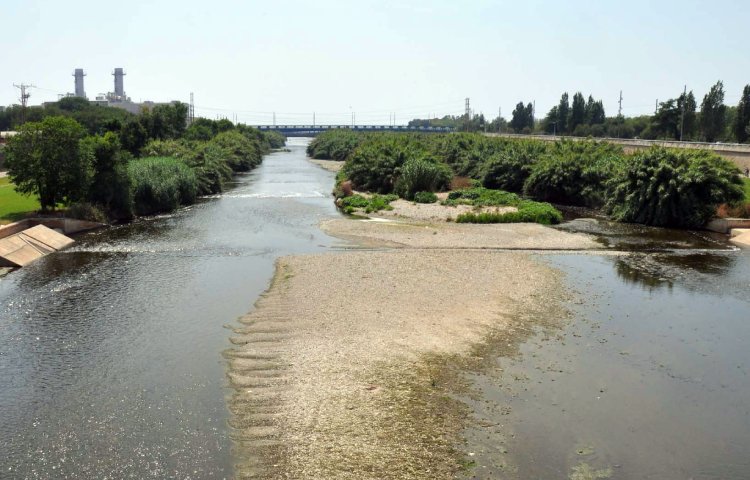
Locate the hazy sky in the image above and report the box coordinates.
[3,0,749,125]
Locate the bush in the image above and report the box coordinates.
[262,130,286,149]
[455,201,562,225]
[307,130,362,161]
[127,157,198,215]
[65,202,108,223]
[523,140,624,207]
[605,147,744,228]
[343,136,429,193]
[338,193,398,214]
[481,141,547,192]
[413,191,438,203]
[394,157,452,199]
[444,187,520,207]
[209,130,262,172]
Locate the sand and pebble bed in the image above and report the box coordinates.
[228,158,603,479]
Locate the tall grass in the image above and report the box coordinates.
[127,157,198,215]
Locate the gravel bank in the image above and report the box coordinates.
[321,217,601,250]
[309,159,344,172]
[228,250,567,479]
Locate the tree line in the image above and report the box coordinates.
[3,98,284,221]
[407,81,750,143]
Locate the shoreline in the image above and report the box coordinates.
[225,168,601,478]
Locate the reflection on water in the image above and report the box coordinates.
[0,138,339,478]
[463,250,750,479]
[556,217,731,251]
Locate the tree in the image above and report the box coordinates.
[733,85,750,143]
[588,100,606,125]
[557,93,570,133]
[569,92,586,133]
[120,119,148,155]
[678,90,697,140]
[542,106,559,134]
[510,102,528,133]
[699,80,727,142]
[5,116,93,211]
[650,99,681,140]
[81,132,133,218]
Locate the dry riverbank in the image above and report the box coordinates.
[228,249,570,479]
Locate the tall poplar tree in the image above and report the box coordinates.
[733,85,750,143]
[558,92,570,134]
[569,92,586,133]
[699,80,727,142]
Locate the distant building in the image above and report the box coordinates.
[73,68,86,98]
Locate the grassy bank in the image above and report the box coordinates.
[0,177,40,224]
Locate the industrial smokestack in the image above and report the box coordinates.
[113,68,125,98]
[73,68,86,98]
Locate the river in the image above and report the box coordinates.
[0,138,341,478]
[2,140,750,479]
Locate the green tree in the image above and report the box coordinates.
[81,132,133,218]
[699,80,727,142]
[569,92,586,133]
[678,90,697,140]
[120,119,149,155]
[5,116,93,211]
[557,93,570,134]
[510,102,528,133]
[733,85,750,143]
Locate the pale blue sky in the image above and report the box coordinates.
[3,0,749,125]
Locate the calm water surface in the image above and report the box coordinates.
[0,138,340,478]
[464,231,750,479]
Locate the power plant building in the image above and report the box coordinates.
[73,68,86,98]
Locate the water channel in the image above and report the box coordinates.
[0,138,341,478]
[2,138,749,479]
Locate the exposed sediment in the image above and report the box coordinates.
[227,248,569,479]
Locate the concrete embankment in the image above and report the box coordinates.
[0,218,104,267]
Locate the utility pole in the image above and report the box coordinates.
[13,83,34,125]
[680,85,687,141]
[313,112,316,127]
[655,99,658,115]
[188,92,195,126]
[273,112,276,126]
[618,90,623,117]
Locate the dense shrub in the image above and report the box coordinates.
[413,191,438,203]
[261,130,287,149]
[127,157,198,215]
[605,147,744,228]
[338,193,398,214]
[481,141,548,192]
[343,136,429,193]
[444,187,521,207]
[523,140,624,207]
[65,202,108,223]
[456,201,562,225]
[394,157,452,199]
[307,130,363,161]
[209,130,262,172]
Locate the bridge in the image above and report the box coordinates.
[255,124,454,136]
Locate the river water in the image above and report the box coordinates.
[2,140,750,479]
[464,232,750,479]
[0,138,340,478]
